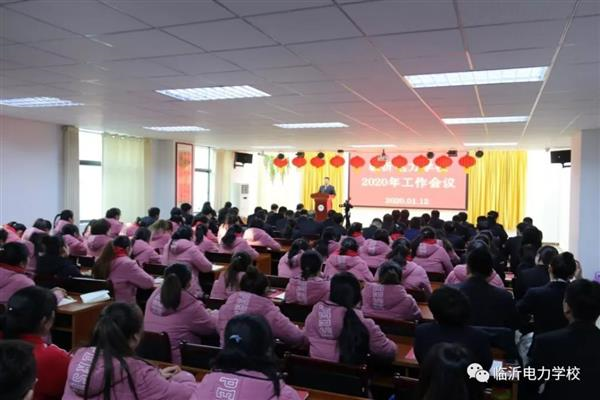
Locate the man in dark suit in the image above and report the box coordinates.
[513,246,558,299]
[527,279,600,400]
[502,222,527,268]
[292,212,322,239]
[362,218,383,239]
[318,177,336,196]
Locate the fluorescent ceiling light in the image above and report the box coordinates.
[156,85,270,101]
[350,144,397,148]
[251,146,294,149]
[143,126,209,132]
[0,97,83,107]
[274,122,348,129]
[405,66,548,88]
[443,116,528,125]
[464,142,518,147]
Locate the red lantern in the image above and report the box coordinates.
[391,155,408,171]
[310,156,325,168]
[291,156,306,168]
[413,154,429,172]
[435,155,452,172]
[350,155,365,169]
[370,156,386,169]
[273,157,288,168]
[458,153,476,172]
[329,154,345,168]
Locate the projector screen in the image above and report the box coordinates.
[348,152,468,210]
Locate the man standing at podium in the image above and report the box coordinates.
[319,177,336,196]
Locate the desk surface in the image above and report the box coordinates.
[57,293,111,315]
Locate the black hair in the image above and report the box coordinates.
[225,252,252,290]
[93,236,131,280]
[105,207,121,219]
[516,222,528,234]
[0,242,29,266]
[519,244,537,267]
[327,209,336,219]
[160,263,191,310]
[278,206,287,215]
[339,237,359,256]
[270,203,278,211]
[288,238,309,263]
[41,235,65,257]
[85,302,143,400]
[7,222,26,233]
[221,225,243,248]
[193,224,208,245]
[170,207,182,218]
[169,225,193,249]
[296,203,304,211]
[0,340,36,400]
[224,201,232,208]
[239,266,268,296]
[29,231,48,262]
[300,250,323,280]
[133,227,152,243]
[429,286,471,326]
[329,272,369,364]
[200,202,213,216]
[212,314,281,397]
[565,279,600,322]
[0,229,7,244]
[249,218,265,229]
[348,222,363,236]
[180,203,192,213]
[466,245,493,278]
[333,213,344,225]
[54,209,74,227]
[522,226,542,249]
[431,210,440,219]
[2,286,57,339]
[90,219,111,235]
[378,261,403,285]
[421,227,436,239]
[522,217,533,225]
[148,207,160,218]
[537,245,559,267]
[61,223,80,236]
[373,229,390,245]
[409,217,421,229]
[33,218,52,231]
[193,214,209,226]
[387,238,411,266]
[391,209,401,220]
[316,227,340,257]
[550,251,576,280]
[421,213,431,224]
[444,221,456,234]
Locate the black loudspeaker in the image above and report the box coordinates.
[550,150,571,165]
[234,152,253,164]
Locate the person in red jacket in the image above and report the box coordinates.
[1,286,70,400]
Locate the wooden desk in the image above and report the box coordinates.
[430,281,443,291]
[52,294,111,350]
[255,252,272,274]
[418,303,433,320]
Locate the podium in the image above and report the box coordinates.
[311,192,335,222]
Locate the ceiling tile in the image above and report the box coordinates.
[0,8,75,42]
[219,0,332,16]
[0,67,73,84]
[0,44,75,67]
[0,58,23,70]
[30,37,116,63]
[576,0,600,16]
[99,29,201,59]
[372,29,464,59]
[150,53,241,75]
[165,19,276,51]
[253,65,329,83]
[281,80,346,95]
[289,38,381,65]
[392,53,470,75]
[470,48,554,70]
[479,82,541,105]
[317,60,397,80]
[98,59,182,78]
[218,46,305,69]
[457,0,575,26]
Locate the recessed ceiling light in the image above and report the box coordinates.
[143,126,209,132]
[443,116,528,125]
[405,66,548,88]
[251,146,294,149]
[0,97,83,107]
[350,144,397,148]
[274,122,348,129]
[156,85,270,101]
[464,142,518,147]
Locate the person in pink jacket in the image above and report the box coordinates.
[144,263,217,363]
[22,218,51,241]
[192,314,301,400]
[63,302,196,400]
[315,227,342,260]
[341,222,365,247]
[60,224,88,257]
[243,219,282,251]
[304,272,397,363]
[361,261,421,321]
[130,227,162,266]
[105,207,124,237]
[359,229,392,269]
[53,209,74,235]
[217,267,306,348]
[219,225,259,260]
[217,214,238,243]
[92,236,154,303]
[149,219,173,252]
[0,242,35,304]
[285,250,330,306]
[324,237,374,282]
[210,252,252,300]
[24,230,47,277]
[124,219,140,237]
[277,238,309,278]
[412,228,453,275]
[194,224,219,254]
[162,226,213,298]
[3,221,26,242]
[445,240,504,288]
[192,214,218,243]
[387,239,432,297]
[85,219,112,258]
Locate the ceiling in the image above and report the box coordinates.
[0,0,598,151]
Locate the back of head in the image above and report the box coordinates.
[0,228,7,244]
[522,217,533,225]
[421,213,431,224]
[278,206,287,215]
[371,218,383,229]
[536,245,558,267]
[90,219,110,235]
[239,266,268,296]
[249,217,264,229]
[148,207,160,218]
[270,203,278,212]
[466,245,493,278]
[421,227,436,240]
[300,250,322,280]
[226,252,252,290]
[224,201,232,209]
[550,251,576,280]
[133,227,152,243]
[41,235,64,257]
[316,227,339,257]
[93,236,131,279]
[180,203,192,213]
[0,242,29,267]
[3,286,57,339]
[431,210,440,219]
[348,222,363,236]
[409,217,421,229]
[296,203,304,211]
[391,209,401,220]
[387,239,411,264]
[444,221,455,234]
[161,263,191,310]
[0,340,36,400]
[373,229,390,245]
[172,225,193,241]
[565,279,600,322]
[222,225,242,247]
[33,218,52,232]
[57,209,74,223]
[522,226,542,249]
[339,237,359,256]
[105,207,121,220]
[333,213,344,225]
[170,207,182,218]
[519,244,537,265]
[429,286,470,326]
[61,223,80,236]
[378,261,402,285]
[194,224,208,245]
[288,238,309,261]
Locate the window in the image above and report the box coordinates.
[79,130,103,221]
[193,146,212,212]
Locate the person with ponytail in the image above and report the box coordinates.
[60,224,88,256]
[130,227,161,266]
[277,238,309,278]
[148,219,173,251]
[324,237,374,282]
[162,226,212,298]
[0,242,35,304]
[217,213,239,243]
[445,240,504,288]
[210,252,252,300]
[92,236,154,303]
[104,207,124,237]
[192,314,301,400]
[514,245,559,300]
[284,250,329,306]
[315,227,341,259]
[22,218,52,241]
[217,266,305,348]
[36,235,82,281]
[24,231,48,276]
[85,219,112,258]
[304,272,396,363]
[219,225,259,260]
[124,217,142,237]
[242,218,282,251]
[2,286,71,399]
[192,214,218,243]
[53,210,74,235]
[194,224,219,253]
[387,238,432,296]
[3,221,26,242]
[144,264,217,363]
[361,261,421,321]
[63,302,196,400]
[358,229,392,269]
[341,222,365,246]
[412,227,454,275]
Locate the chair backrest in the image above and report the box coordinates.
[279,302,312,323]
[62,277,113,296]
[392,373,418,400]
[143,263,166,276]
[205,252,232,264]
[427,271,446,282]
[198,271,216,295]
[406,288,427,303]
[180,341,220,370]
[78,256,95,268]
[283,352,369,397]
[266,274,289,289]
[202,297,225,310]
[136,331,171,363]
[0,304,5,314]
[371,317,417,337]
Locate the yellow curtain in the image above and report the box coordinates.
[467,150,527,231]
[301,152,345,212]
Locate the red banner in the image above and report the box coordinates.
[175,142,193,205]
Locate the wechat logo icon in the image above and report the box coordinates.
[467,363,490,383]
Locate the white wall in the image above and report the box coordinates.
[145,139,175,217]
[0,115,63,224]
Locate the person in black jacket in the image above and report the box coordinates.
[513,245,558,300]
[36,235,82,282]
[502,222,527,269]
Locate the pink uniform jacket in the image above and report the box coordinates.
[86,235,111,258]
[324,254,374,282]
[217,291,306,348]
[210,271,245,300]
[162,239,212,298]
[22,226,46,242]
[192,370,301,400]
[284,276,330,306]
[63,347,196,400]
[54,219,69,235]
[445,264,505,288]
[413,241,453,275]
[0,265,34,304]
[358,239,391,268]
[361,283,421,321]
[327,241,341,256]
[196,238,219,254]
[341,234,365,247]
[131,239,162,266]
[277,252,303,278]
[304,301,397,362]
[143,287,217,364]
[63,234,88,257]
[108,256,155,303]
[149,231,170,252]
[243,227,282,251]
[2,225,21,243]
[401,261,433,297]
[124,224,139,237]
[205,228,218,243]
[218,237,259,260]
[105,218,124,238]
